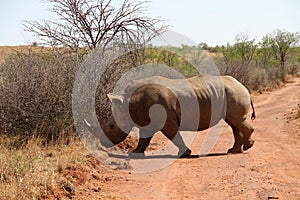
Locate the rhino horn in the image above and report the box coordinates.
[83,118,105,128]
[107,93,124,104]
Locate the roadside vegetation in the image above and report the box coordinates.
[0,135,88,199]
[0,0,299,199]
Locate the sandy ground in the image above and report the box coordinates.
[62,76,300,200]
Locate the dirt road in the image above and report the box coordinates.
[72,76,300,200]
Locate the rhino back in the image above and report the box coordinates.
[124,75,230,131]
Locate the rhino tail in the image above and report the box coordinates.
[250,99,256,120]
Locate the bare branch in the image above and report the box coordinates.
[24,0,168,51]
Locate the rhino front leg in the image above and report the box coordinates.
[129,129,153,157]
[132,137,152,153]
[172,132,192,158]
[161,127,191,158]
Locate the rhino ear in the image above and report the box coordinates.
[107,93,124,104]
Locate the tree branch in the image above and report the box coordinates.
[24,0,168,51]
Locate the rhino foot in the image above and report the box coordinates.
[179,148,192,158]
[243,139,255,151]
[227,148,243,154]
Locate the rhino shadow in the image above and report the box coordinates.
[107,152,228,159]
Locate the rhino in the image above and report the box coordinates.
[89,75,256,157]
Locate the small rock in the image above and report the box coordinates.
[91,187,101,192]
[268,196,279,199]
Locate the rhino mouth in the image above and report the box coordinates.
[83,119,115,148]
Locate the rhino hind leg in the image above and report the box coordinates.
[237,120,255,151]
[227,119,255,153]
[243,138,254,151]
[227,126,243,154]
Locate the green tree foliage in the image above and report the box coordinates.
[234,34,257,66]
[270,30,299,80]
[216,30,300,89]
[198,42,209,50]
[219,33,257,87]
[256,35,278,67]
[256,30,300,81]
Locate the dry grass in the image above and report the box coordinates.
[0,134,89,200]
[0,46,51,64]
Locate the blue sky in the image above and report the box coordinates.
[0,0,299,46]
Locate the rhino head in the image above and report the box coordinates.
[91,93,131,148]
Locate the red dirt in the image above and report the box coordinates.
[61,76,300,200]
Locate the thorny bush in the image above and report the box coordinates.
[0,47,78,142]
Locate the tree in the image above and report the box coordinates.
[257,35,276,67]
[24,0,167,52]
[269,30,300,80]
[235,34,257,66]
[219,33,257,87]
[198,42,209,50]
[222,34,257,67]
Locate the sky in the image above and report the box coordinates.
[0,0,299,46]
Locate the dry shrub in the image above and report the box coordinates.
[95,51,138,121]
[216,57,287,92]
[0,47,78,141]
[0,46,149,141]
[217,63,253,88]
[248,67,284,92]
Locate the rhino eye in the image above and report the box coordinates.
[110,124,114,129]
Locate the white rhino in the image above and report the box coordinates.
[89,75,256,157]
